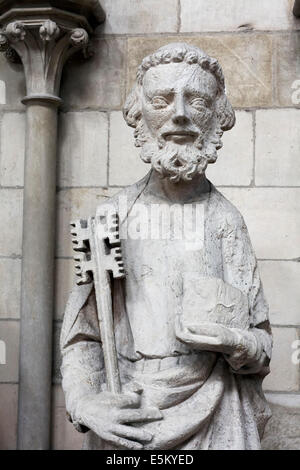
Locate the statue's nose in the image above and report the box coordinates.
[172,95,190,126]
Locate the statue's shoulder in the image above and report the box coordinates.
[209,183,245,230]
[95,172,151,214]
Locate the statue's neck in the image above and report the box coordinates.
[144,169,211,204]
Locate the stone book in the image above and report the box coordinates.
[181,275,250,330]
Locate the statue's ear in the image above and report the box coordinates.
[216,92,236,132]
[123,83,142,129]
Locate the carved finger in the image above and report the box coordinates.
[102,431,143,450]
[175,330,195,345]
[118,392,142,409]
[187,323,222,337]
[176,330,222,350]
[97,391,141,409]
[113,424,153,443]
[123,380,144,395]
[119,407,162,424]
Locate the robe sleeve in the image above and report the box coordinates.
[221,211,272,373]
[60,283,105,432]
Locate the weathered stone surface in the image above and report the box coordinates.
[0,189,23,257]
[262,393,300,450]
[96,0,178,35]
[0,112,25,187]
[0,384,18,449]
[207,111,253,186]
[61,39,125,109]
[0,54,26,110]
[274,32,300,107]
[0,321,19,383]
[58,112,108,187]
[0,259,21,319]
[56,187,119,257]
[180,0,300,32]
[61,44,272,450]
[52,388,84,450]
[221,188,300,259]
[54,259,74,321]
[255,109,300,186]
[127,34,273,107]
[259,261,300,326]
[109,111,148,186]
[263,327,300,392]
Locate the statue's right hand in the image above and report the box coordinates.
[74,391,162,450]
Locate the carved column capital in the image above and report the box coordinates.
[0,1,104,104]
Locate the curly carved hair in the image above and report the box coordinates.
[123,42,235,134]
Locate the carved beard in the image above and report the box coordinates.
[136,120,223,183]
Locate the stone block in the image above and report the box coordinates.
[127,34,273,107]
[274,32,300,107]
[207,111,253,186]
[221,188,300,260]
[0,320,19,383]
[0,258,21,319]
[259,261,300,326]
[96,0,178,34]
[255,109,300,186]
[180,0,299,32]
[56,187,119,257]
[0,112,25,187]
[52,401,84,450]
[61,39,125,109]
[263,327,300,392]
[109,111,148,186]
[0,384,18,449]
[0,54,26,110]
[58,112,108,187]
[0,189,23,257]
[54,258,74,320]
[262,393,300,450]
[52,384,83,450]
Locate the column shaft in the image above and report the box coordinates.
[17,102,58,450]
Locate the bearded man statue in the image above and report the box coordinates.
[60,43,272,450]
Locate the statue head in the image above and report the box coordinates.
[123,42,235,183]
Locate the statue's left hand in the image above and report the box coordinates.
[175,317,266,372]
[175,318,240,355]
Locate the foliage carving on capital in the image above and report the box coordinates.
[0,19,91,98]
[70,28,89,48]
[5,21,26,42]
[0,25,21,62]
[39,20,60,43]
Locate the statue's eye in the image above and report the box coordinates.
[190,98,207,110]
[151,96,169,108]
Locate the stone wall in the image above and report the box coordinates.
[0,0,300,450]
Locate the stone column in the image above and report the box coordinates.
[0,1,105,449]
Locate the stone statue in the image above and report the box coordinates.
[60,43,272,450]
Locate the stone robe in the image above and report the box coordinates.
[60,173,272,450]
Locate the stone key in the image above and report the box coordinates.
[70,208,125,394]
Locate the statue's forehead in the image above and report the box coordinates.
[142,62,217,96]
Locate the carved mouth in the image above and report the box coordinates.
[162,131,198,140]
